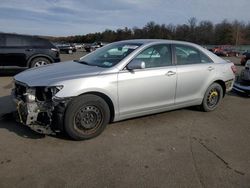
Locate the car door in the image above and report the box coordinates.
[3,34,30,67]
[174,44,216,104]
[118,44,177,117]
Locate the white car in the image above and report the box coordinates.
[12,39,236,140]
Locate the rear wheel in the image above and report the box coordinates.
[30,57,51,67]
[201,83,223,112]
[64,94,110,140]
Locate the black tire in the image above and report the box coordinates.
[64,94,110,140]
[201,83,223,112]
[30,57,51,67]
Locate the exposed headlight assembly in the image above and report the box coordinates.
[36,86,64,101]
[24,88,36,103]
[45,85,64,96]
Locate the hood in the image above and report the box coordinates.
[14,61,104,86]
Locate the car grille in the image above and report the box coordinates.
[14,82,27,101]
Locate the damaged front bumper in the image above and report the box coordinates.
[13,96,55,134]
[12,81,69,135]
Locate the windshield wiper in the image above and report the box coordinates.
[73,60,96,66]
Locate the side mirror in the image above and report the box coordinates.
[127,59,146,70]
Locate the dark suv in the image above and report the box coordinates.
[0,33,60,69]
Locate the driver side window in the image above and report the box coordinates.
[134,44,172,68]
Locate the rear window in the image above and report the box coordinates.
[5,34,53,48]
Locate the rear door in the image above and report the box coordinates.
[174,44,216,104]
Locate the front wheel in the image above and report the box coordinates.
[201,83,223,112]
[64,94,110,140]
[30,57,51,67]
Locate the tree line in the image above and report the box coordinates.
[49,18,250,45]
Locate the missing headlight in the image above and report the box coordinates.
[36,86,63,101]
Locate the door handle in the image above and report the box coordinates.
[25,49,33,52]
[208,66,215,71]
[166,71,176,76]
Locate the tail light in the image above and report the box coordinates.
[231,65,237,74]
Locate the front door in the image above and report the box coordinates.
[118,44,177,118]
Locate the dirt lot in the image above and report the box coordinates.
[0,51,249,188]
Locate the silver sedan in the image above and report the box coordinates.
[13,39,236,140]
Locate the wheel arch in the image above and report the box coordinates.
[213,80,226,97]
[79,91,115,123]
[27,54,53,67]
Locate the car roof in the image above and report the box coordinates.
[0,32,45,40]
[116,39,199,46]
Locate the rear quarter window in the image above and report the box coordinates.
[32,38,53,48]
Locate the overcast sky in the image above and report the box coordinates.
[0,0,249,36]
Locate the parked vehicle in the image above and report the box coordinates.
[0,33,60,69]
[56,43,75,54]
[74,43,84,49]
[70,44,77,52]
[12,39,236,140]
[84,42,105,52]
[240,52,250,66]
[212,46,240,57]
[233,60,250,96]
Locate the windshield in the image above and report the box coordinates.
[79,42,142,68]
